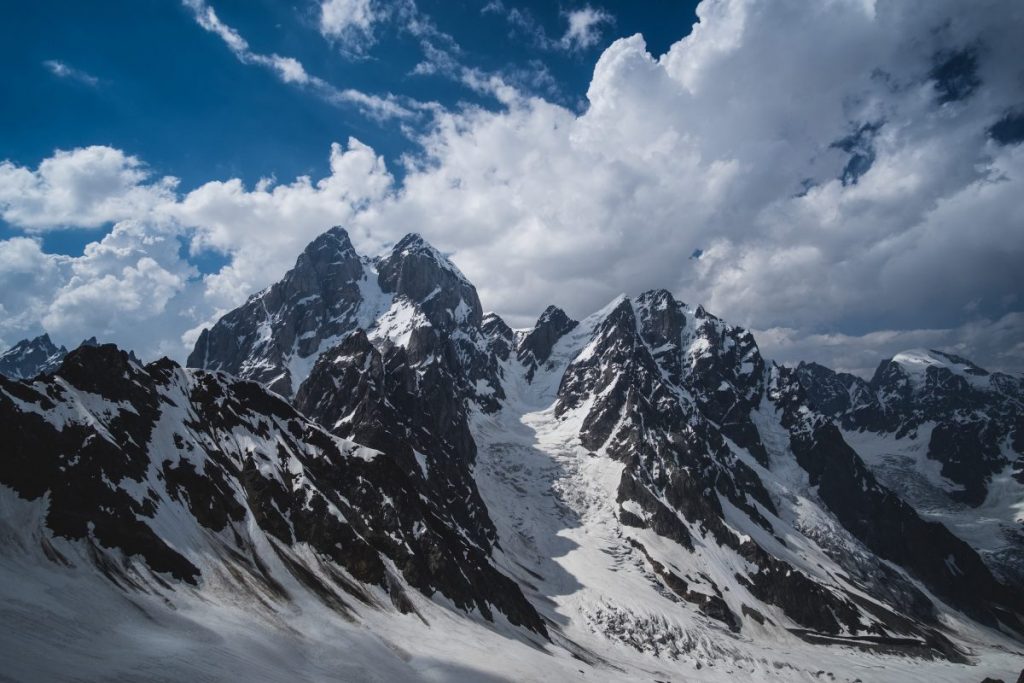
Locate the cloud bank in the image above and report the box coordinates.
[2,0,1023,377]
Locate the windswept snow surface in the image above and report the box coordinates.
[0,489,611,683]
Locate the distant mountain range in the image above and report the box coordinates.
[1,227,1021,682]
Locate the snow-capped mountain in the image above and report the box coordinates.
[0,333,67,379]
[187,229,496,403]
[795,351,1024,587]
[2,227,1023,682]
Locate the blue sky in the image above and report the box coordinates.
[1,0,1022,375]
[1,0,697,260]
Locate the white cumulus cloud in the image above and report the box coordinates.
[0,140,395,359]
[2,0,1023,376]
[0,146,177,231]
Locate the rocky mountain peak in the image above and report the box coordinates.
[796,345,1024,577]
[55,344,150,402]
[875,348,993,395]
[188,226,507,419]
[517,305,578,378]
[794,361,869,418]
[863,348,1007,434]
[376,232,482,330]
[9,332,57,351]
[187,226,369,396]
[536,304,574,326]
[480,312,514,360]
[634,289,686,347]
[0,333,68,379]
[292,225,364,284]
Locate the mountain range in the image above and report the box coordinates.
[1,226,1022,682]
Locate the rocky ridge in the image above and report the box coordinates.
[1,226,1022,682]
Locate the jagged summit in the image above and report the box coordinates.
[315,224,358,250]
[187,225,369,395]
[480,312,514,360]
[796,346,1024,580]
[384,232,470,279]
[0,333,150,381]
[517,305,578,380]
[188,226,495,400]
[56,343,148,398]
[377,231,482,330]
[0,333,67,379]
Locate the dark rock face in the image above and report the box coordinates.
[557,294,773,533]
[481,312,514,361]
[187,226,367,396]
[794,353,1024,587]
[518,305,578,380]
[793,361,872,420]
[795,351,1022,505]
[0,344,543,632]
[295,328,492,549]
[544,290,1023,652]
[188,230,540,628]
[371,234,508,409]
[0,334,67,379]
[279,232,536,626]
[376,233,483,331]
[293,329,543,633]
[253,233,537,630]
[0,346,199,583]
[638,292,769,467]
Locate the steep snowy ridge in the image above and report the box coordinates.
[471,291,1022,678]
[2,226,1023,682]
